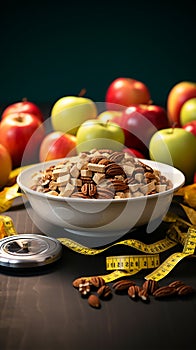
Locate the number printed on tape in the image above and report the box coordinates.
[1,214,196,283]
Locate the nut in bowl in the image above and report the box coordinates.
[17,149,185,247]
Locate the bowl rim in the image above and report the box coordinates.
[17,157,185,203]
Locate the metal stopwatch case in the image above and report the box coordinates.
[0,234,62,268]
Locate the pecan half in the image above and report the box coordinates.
[112,279,135,293]
[97,285,112,299]
[177,285,195,296]
[109,179,129,192]
[80,177,94,184]
[139,161,153,173]
[96,187,114,199]
[98,158,112,165]
[88,294,101,308]
[128,285,141,299]
[168,280,185,289]
[81,183,97,197]
[72,277,88,288]
[105,163,125,177]
[90,276,105,288]
[142,279,159,295]
[153,286,177,298]
[138,288,150,302]
[98,149,114,154]
[125,176,137,185]
[89,156,104,164]
[109,152,125,163]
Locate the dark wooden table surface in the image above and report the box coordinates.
[0,197,196,350]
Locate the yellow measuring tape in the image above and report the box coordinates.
[0,215,18,239]
[0,213,195,282]
[58,218,195,282]
[0,166,30,213]
[145,226,196,281]
[0,184,22,212]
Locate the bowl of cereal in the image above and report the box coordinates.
[17,149,185,246]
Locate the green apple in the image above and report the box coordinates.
[76,119,125,153]
[51,96,97,135]
[149,128,196,184]
[180,98,196,125]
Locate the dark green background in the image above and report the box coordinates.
[0,1,195,117]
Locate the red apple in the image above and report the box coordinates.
[1,98,44,122]
[182,120,196,137]
[115,104,169,156]
[123,147,145,159]
[0,112,45,168]
[39,131,77,162]
[0,144,12,188]
[167,81,196,126]
[105,77,151,109]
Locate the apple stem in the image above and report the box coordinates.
[15,114,24,123]
[101,120,110,127]
[170,122,178,134]
[78,88,87,97]
[22,97,28,102]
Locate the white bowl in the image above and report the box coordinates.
[17,158,185,247]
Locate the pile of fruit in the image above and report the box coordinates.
[1,78,196,189]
